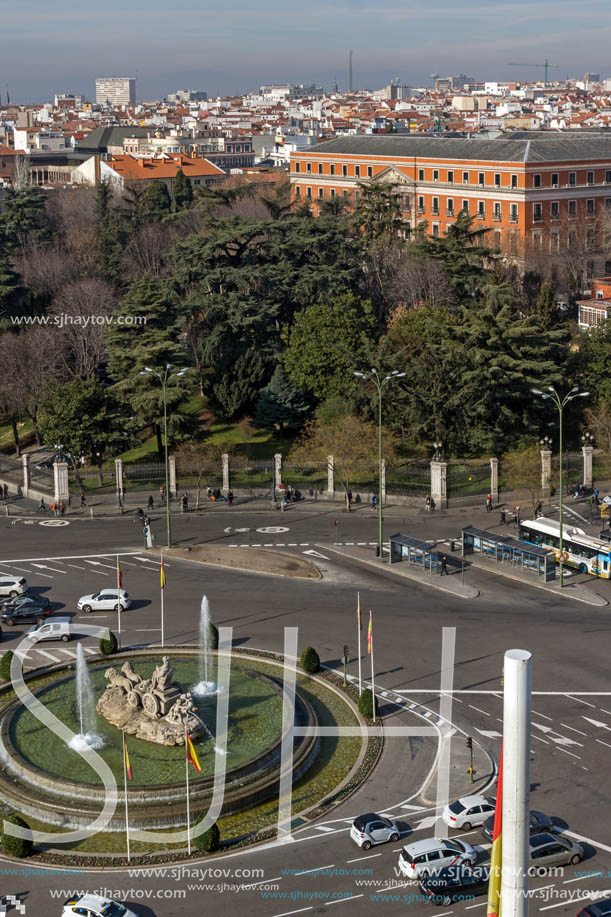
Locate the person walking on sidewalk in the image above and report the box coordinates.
[514,504,521,527]
[80,493,86,508]
[180,492,188,513]
[371,493,377,510]
[440,555,448,576]
[500,507,506,525]
[425,495,431,512]
[159,485,165,505]
[486,493,492,512]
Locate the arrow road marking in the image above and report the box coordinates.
[303,549,329,559]
[30,563,66,573]
[224,527,232,534]
[475,729,503,738]
[582,715,611,731]
[415,815,438,831]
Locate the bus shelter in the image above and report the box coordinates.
[389,533,442,574]
[462,526,556,582]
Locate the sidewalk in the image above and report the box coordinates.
[318,542,480,600]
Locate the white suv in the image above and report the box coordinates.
[398,836,477,878]
[77,589,131,613]
[62,893,137,916]
[0,576,28,598]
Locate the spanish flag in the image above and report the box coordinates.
[124,733,132,781]
[186,732,201,773]
[487,745,503,917]
[357,594,362,631]
[367,611,372,654]
[160,554,166,590]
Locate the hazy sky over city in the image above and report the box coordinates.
[2,0,610,102]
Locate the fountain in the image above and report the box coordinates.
[68,644,104,752]
[192,595,220,697]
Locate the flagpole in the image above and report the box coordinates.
[370,610,376,724]
[185,724,191,855]
[160,551,165,648]
[122,730,131,862]
[357,593,362,695]
[116,554,121,649]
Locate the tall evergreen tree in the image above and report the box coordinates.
[0,186,47,251]
[253,366,309,433]
[143,180,172,222]
[95,179,124,287]
[535,280,560,331]
[351,181,403,245]
[413,210,494,301]
[172,169,193,211]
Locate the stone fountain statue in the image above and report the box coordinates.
[96,657,210,746]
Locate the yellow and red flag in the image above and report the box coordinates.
[487,745,503,917]
[367,611,372,654]
[124,733,132,781]
[186,733,201,773]
[160,554,166,590]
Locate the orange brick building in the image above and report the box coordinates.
[290,135,611,265]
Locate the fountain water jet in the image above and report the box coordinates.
[68,644,104,751]
[192,595,220,697]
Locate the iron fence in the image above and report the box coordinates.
[447,461,490,498]
[386,462,431,497]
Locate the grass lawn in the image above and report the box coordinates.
[0,417,34,454]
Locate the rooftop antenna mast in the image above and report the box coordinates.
[349,49,353,93]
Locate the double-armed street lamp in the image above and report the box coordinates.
[532,386,589,587]
[140,364,189,549]
[354,368,406,560]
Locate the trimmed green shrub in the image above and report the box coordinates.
[358,688,378,720]
[206,622,219,651]
[300,646,320,673]
[193,818,220,853]
[2,813,32,858]
[0,650,14,682]
[99,631,118,656]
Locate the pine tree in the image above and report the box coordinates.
[351,181,403,244]
[0,186,47,251]
[173,169,193,211]
[253,366,309,433]
[414,210,494,301]
[535,280,559,331]
[144,180,172,222]
[95,179,124,286]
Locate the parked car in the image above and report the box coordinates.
[398,837,477,879]
[419,864,490,906]
[77,589,131,613]
[0,594,50,611]
[62,894,137,916]
[578,899,611,917]
[27,616,72,642]
[1,602,54,626]
[529,833,583,870]
[442,794,496,830]
[482,809,553,842]
[350,813,400,849]
[0,576,28,598]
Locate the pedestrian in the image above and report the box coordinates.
[159,485,165,505]
[147,495,154,511]
[3,483,7,499]
[371,493,377,510]
[500,507,506,525]
[80,492,86,508]
[59,501,65,517]
[180,492,188,513]
[227,489,234,506]
[144,514,151,527]
[38,497,46,513]
[440,555,448,576]
[348,490,353,505]
[425,495,431,512]
[206,486,212,500]
[535,500,543,519]
[594,488,600,506]
[514,505,520,527]
[50,502,55,515]
[0,485,3,501]
[486,493,492,512]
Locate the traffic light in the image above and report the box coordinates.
[343,644,350,659]
[466,736,473,750]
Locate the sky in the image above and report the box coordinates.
[2,0,611,103]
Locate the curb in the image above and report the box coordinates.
[465,558,608,607]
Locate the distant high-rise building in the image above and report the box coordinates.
[95,77,136,106]
[583,73,600,83]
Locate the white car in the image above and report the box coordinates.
[0,575,28,598]
[443,794,496,830]
[350,812,400,849]
[77,589,131,613]
[398,836,477,878]
[61,894,137,916]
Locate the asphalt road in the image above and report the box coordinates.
[1,504,611,916]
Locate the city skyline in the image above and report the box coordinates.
[1,0,610,103]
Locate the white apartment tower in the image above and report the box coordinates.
[95,77,136,106]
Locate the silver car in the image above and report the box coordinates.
[350,813,400,849]
[529,833,583,871]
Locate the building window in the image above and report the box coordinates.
[551,201,559,219]
[306,162,312,173]
[295,185,301,197]
[587,170,594,184]
[606,198,611,211]
[330,164,335,175]
[462,199,469,213]
[447,198,454,215]
[433,169,439,181]
[587,198,595,215]
[494,173,501,187]
[569,199,577,217]
[587,228,595,249]
[606,170,611,183]
[318,163,323,174]
[432,197,439,214]
[330,188,336,198]
[533,173,541,188]
[493,202,501,220]
[494,229,502,249]
[510,203,518,222]
[478,172,485,186]
[318,187,324,198]
[417,195,424,213]
[551,172,559,186]
[355,165,360,177]
[306,187,312,198]
[550,231,560,253]
[432,223,440,237]
[532,231,542,250]
[533,203,542,222]
[295,162,300,173]
[418,168,424,181]
[343,189,349,197]
[569,171,576,185]
[342,164,347,177]
[511,174,518,188]
[367,166,373,178]
[447,170,454,183]
[463,171,469,184]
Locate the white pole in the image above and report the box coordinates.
[122,731,130,863]
[185,725,191,856]
[357,592,362,695]
[370,610,376,724]
[502,648,532,917]
[160,565,165,648]
[116,554,121,649]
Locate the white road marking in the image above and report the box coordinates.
[242,876,282,887]
[565,829,611,855]
[557,747,581,759]
[600,709,611,717]
[563,874,603,883]
[314,826,336,833]
[465,903,487,909]
[561,724,588,737]
[66,564,87,570]
[35,649,61,662]
[415,816,438,830]
[303,549,329,559]
[27,570,53,578]
[84,648,97,655]
[532,734,549,745]
[583,716,611,731]
[475,729,503,738]
[468,704,491,716]
[532,710,553,721]
[58,648,77,658]
[346,854,382,863]
[595,738,611,749]
[271,908,313,917]
[30,563,66,573]
[293,864,335,876]
[83,559,118,570]
[540,896,594,911]
[567,695,596,708]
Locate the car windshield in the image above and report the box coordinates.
[401,849,414,864]
[101,904,127,916]
[445,839,464,852]
[448,800,466,815]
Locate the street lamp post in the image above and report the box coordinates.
[582,432,594,523]
[140,365,188,549]
[354,368,406,559]
[532,386,589,587]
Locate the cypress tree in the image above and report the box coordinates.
[173,169,193,211]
